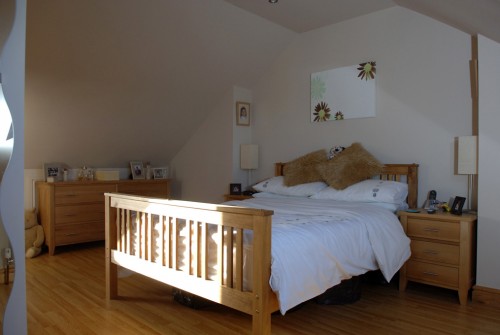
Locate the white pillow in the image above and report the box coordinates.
[310,179,408,204]
[252,176,328,197]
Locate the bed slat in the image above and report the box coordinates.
[201,221,207,279]
[217,225,223,285]
[172,217,178,270]
[235,228,243,290]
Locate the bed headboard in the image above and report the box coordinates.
[274,163,419,209]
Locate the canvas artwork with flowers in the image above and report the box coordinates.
[311,62,376,122]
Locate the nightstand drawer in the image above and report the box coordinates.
[406,260,458,287]
[410,240,459,265]
[407,218,460,242]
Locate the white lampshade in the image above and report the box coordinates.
[456,136,477,175]
[240,144,259,170]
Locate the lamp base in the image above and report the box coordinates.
[466,174,478,215]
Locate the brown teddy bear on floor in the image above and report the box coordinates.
[25,208,45,258]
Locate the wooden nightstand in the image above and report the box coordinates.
[398,210,477,305]
[223,194,253,202]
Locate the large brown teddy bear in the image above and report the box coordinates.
[25,208,45,258]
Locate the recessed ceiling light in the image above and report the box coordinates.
[269,0,278,3]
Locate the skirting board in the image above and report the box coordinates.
[473,285,500,307]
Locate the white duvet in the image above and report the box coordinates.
[224,197,411,315]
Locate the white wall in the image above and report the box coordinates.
[171,85,256,204]
[232,86,254,190]
[251,7,473,207]
[477,34,500,289]
[169,89,234,203]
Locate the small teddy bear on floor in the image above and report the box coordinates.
[25,208,45,258]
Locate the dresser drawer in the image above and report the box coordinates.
[55,184,116,205]
[407,218,459,242]
[55,203,105,224]
[406,260,458,288]
[410,240,459,265]
[55,221,104,245]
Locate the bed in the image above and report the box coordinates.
[105,161,418,335]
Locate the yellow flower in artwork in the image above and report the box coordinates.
[357,62,376,80]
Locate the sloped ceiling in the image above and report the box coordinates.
[394,0,500,43]
[224,0,396,34]
[224,0,500,43]
[25,0,295,168]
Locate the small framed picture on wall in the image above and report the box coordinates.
[236,101,250,126]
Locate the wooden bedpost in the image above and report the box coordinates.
[251,214,273,335]
[105,193,118,301]
[406,164,419,209]
[275,163,285,177]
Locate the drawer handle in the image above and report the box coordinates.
[63,214,77,217]
[424,250,439,255]
[423,271,438,276]
[64,233,79,236]
[423,227,440,233]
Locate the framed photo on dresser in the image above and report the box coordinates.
[230,183,242,195]
[153,167,168,180]
[43,162,64,182]
[130,161,145,180]
[451,196,466,215]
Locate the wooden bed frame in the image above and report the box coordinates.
[105,163,418,335]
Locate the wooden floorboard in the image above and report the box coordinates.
[16,242,500,334]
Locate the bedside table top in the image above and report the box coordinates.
[224,194,253,201]
[398,209,477,222]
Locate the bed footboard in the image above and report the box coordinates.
[105,193,278,335]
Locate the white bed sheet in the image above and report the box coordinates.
[224,197,411,315]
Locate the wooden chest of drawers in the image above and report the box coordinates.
[37,179,170,255]
[398,210,477,304]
